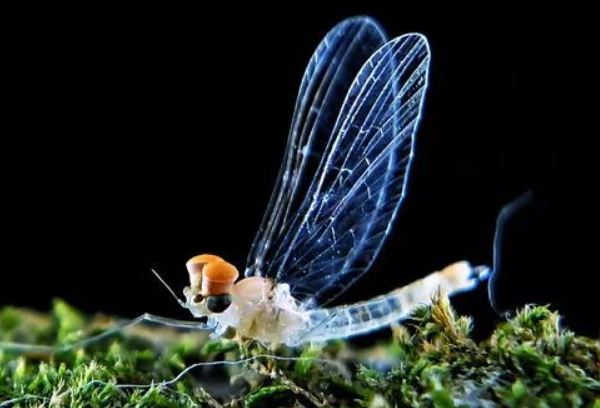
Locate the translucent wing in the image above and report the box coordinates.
[245,16,388,278]
[268,33,430,305]
[246,16,431,306]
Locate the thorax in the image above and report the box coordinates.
[212,277,310,345]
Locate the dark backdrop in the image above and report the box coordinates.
[3,4,584,338]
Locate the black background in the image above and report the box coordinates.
[3,4,585,338]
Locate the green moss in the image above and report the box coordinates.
[0,295,598,407]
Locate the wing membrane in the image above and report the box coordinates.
[245,17,388,277]
[246,18,431,306]
[275,34,430,304]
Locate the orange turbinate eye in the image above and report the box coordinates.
[202,261,239,296]
[186,254,224,289]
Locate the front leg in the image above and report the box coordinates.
[0,313,215,354]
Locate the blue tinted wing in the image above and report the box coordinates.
[245,17,388,278]
[265,34,431,305]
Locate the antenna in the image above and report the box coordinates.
[151,268,187,308]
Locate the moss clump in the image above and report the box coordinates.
[0,296,598,407]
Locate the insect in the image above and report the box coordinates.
[2,16,494,353]
[174,16,492,347]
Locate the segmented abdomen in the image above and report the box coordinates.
[290,261,483,345]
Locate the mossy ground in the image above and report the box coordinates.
[0,296,598,407]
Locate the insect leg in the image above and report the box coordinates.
[0,313,214,353]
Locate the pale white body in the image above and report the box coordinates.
[185,261,488,346]
[0,262,488,354]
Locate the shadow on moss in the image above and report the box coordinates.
[0,296,598,407]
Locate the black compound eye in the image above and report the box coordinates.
[193,294,204,304]
[206,294,232,313]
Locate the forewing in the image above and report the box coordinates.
[245,17,388,278]
[266,33,431,305]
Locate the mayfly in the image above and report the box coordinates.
[173,16,492,346]
[3,16,494,352]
